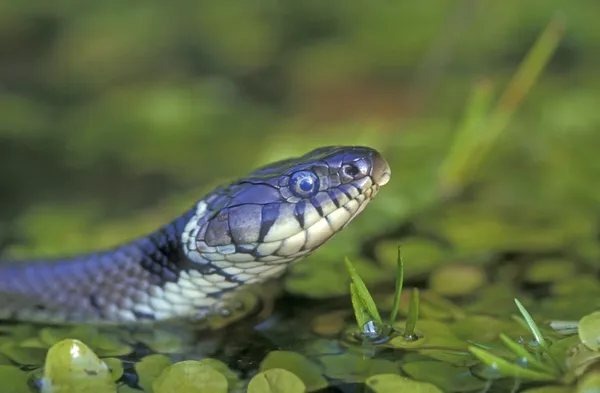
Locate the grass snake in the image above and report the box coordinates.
[0,146,391,325]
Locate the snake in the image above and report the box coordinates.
[0,146,391,325]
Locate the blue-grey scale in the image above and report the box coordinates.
[0,146,391,325]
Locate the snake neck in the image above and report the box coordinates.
[126,208,198,285]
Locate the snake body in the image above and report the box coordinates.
[0,146,390,325]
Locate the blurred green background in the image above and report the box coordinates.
[1,1,599,304]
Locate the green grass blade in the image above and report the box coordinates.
[438,77,494,194]
[514,299,547,350]
[350,282,372,330]
[387,246,404,325]
[345,257,383,326]
[514,299,564,373]
[404,288,420,337]
[469,346,557,382]
[466,14,564,176]
[438,14,564,195]
[499,334,557,375]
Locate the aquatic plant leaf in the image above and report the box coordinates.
[464,283,523,317]
[375,239,449,279]
[469,363,507,380]
[92,334,134,358]
[319,353,400,382]
[389,319,468,351]
[117,386,140,393]
[469,346,557,382]
[549,335,581,364]
[198,358,242,390]
[515,298,549,351]
[40,339,115,393]
[311,310,349,336]
[135,354,172,392]
[0,353,12,365]
[420,291,466,320]
[578,311,600,351]
[521,386,573,393]
[388,245,404,325]
[102,358,123,381]
[452,315,527,344]
[429,265,487,296]
[18,337,48,349]
[405,288,420,337]
[39,326,99,348]
[0,324,37,340]
[260,350,328,391]
[0,365,30,393]
[566,342,600,377]
[247,368,306,393]
[549,321,579,336]
[366,373,443,393]
[349,282,374,333]
[152,360,228,393]
[0,342,47,365]
[132,329,183,354]
[524,258,577,284]
[345,257,383,326]
[401,360,488,392]
[499,334,557,375]
[576,368,600,392]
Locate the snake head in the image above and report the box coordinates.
[181,146,391,285]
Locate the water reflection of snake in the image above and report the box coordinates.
[0,146,391,325]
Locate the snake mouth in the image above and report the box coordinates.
[259,180,383,262]
[204,182,382,286]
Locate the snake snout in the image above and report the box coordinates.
[370,151,391,186]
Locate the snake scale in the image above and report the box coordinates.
[0,146,390,325]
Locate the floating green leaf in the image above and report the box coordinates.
[521,386,573,393]
[247,368,306,393]
[40,339,116,393]
[429,265,487,297]
[578,311,600,351]
[152,360,228,393]
[0,365,30,393]
[132,329,183,354]
[260,350,328,392]
[93,334,133,358]
[402,360,488,392]
[0,342,47,365]
[366,373,443,393]
[135,354,173,392]
[576,368,600,392]
[102,358,124,381]
[319,354,400,382]
[198,358,242,390]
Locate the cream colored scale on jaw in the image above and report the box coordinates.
[182,200,210,265]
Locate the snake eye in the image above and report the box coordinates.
[289,170,320,198]
[342,164,360,177]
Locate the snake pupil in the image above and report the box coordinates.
[343,164,360,177]
[289,170,319,197]
[299,178,313,191]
